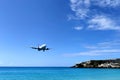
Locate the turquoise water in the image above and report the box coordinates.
[0,67,120,80]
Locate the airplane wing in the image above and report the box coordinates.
[31,47,38,49]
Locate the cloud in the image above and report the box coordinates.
[67,0,120,57]
[64,49,120,57]
[69,0,120,31]
[88,15,120,30]
[85,45,98,49]
[74,26,83,30]
[64,40,120,57]
[64,52,100,57]
[90,49,120,53]
[70,0,90,19]
[85,40,120,49]
[92,0,120,7]
[69,0,120,19]
[97,40,120,47]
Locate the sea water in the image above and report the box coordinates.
[0,67,120,80]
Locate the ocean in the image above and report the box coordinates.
[0,67,119,80]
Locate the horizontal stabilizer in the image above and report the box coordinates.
[31,47,38,49]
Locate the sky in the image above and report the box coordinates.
[0,0,120,67]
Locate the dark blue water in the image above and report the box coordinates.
[0,67,120,80]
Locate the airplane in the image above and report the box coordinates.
[31,44,50,52]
